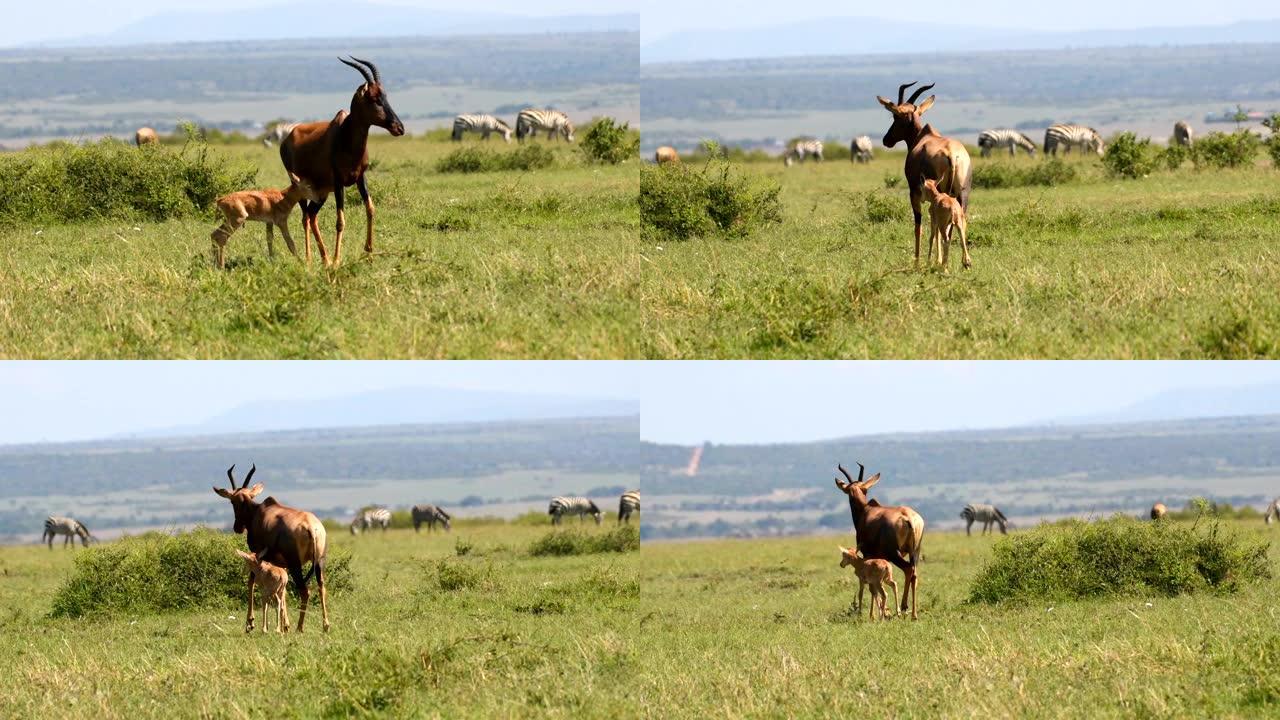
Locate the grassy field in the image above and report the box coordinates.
[0,136,638,358]
[638,520,1280,718]
[0,521,639,718]
[642,153,1280,358]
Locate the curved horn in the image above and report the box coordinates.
[907,83,935,105]
[350,56,382,85]
[339,56,373,85]
[226,464,237,489]
[857,462,865,483]
[837,464,854,483]
[242,463,256,489]
[897,81,917,104]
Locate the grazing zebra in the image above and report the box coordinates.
[977,129,1037,157]
[452,114,513,143]
[349,507,392,535]
[43,516,91,549]
[784,139,824,167]
[411,504,452,533]
[1266,498,1280,525]
[618,490,640,525]
[1044,124,1105,156]
[850,135,874,163]
[548,496,601,526]
[516,109,574,142]
[960,504,1008,536]
[262,122,297,148]
[1173,121,1194,147]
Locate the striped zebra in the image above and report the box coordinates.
[960,504,1008,536]
[411,504,452,533]
[349,507,392,535]
[548,496,601,526]
[850,135,874,163]
[452,114,513,143]
[977,129,1037,158]
[1266,498,1280,525]
[784,139,824,167]
[43,516,91,549]
[262,122,297,148]
[1044,124,1105,156]
[516,109,574,142]
[618,490,640,525]
[1173,121,1194,147]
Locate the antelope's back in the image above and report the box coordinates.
[279,118,341,192]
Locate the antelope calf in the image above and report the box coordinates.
[839,546,898,621]
[921,178,971,270]
[1151,502,1168,521]
[135,127,159,146]
[210,174,314,269]
[655,146,680,164]
[235,550,290,633]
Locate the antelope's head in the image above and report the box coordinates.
[213,464,264,534]
[340,56,405,137]
[876,82,935,148]
[838,546,860,569]
[833,462,881,508]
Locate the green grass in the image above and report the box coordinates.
[0,521,638,717]
[0,136,638,358]
[638,519,1280,717]
[641,153,1280,358]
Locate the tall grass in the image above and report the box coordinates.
[640,160,782,240]
[434,144,556,173]
[528,526,639,556]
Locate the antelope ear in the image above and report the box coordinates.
[860,472,882,491]
[245,483,265,499]
[875,96,897,112]
[235,550,253,561]
[916,96,936,115]
[214,487,232,498]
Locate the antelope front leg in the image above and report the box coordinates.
[356,175,375,255]
[277,220,300,260]
[265,223,275,259]
[331,168,346,266]
[886,577,900,617]
[910,190,924,267]
[959,220,972,269]
[244,572,256,633]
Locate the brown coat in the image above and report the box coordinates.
[835,463,925,619]
[210,177,313,269]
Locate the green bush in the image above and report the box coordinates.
[1266,134,1280,170]
[857,190,909,224]
[1192,130,1261,169]
[0,137,256,224]
[967,516,1269,605]
[432,559,495,592]
[579,117,639,165]
[434,144,556,174]
[528,526,639,557]
[972,158,1077,188]
[1156,142,1190,171]
[640,160,782,241]
[1102,132,1157,179]
[49,528,353,618]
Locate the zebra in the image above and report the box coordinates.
[452,114,513,143]
[784,139,824,167]
[1266,498,1280,525]
[262,122,297,148]
[850,135,874,163]
[516,109,574,142]
[618,490,640,525]
[411,504,452,533]
[349,507,392,535]
[977,129,1037,158]
[1044,124,1105,156]
[43,516,91,549]
[960,504,1008,536]
[1173,121,1194,147]
[548,496,601,526]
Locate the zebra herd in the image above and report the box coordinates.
[343,491,640,534]
[447,109,575,143]
[547,490,641,525]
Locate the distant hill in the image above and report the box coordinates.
[1050,383,1280,427]
[20,3,638,48]
[641,17,1280,63]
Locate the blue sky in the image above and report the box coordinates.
[0,361,642,444]
[640,0,1279,40]
[639,361,1280,444]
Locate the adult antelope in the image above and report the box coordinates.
[833,462,924,619]
[1151,502,1168,521]
[135,128,158,147]
[876,82,972,267]
[279,56,404,267]
[213,464,330,633]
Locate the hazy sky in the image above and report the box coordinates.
[640,1,1279,40]
[0,361,641,444]
[4,0,637,47]
[639,362,1280,445]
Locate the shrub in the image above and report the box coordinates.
[640,160,782,241]
[1156,142,1190,171]
[1192,130,1261,169]
[883,174,902,189]
[49,528,353,618]
[1102,132,1157,179]
[0,137,256,224]
[1266,134,1280,170]
[857,190,909,224]
[434,144,556,174]
[579,117,639,164]
[454,537,474,557]
[512,567,638,614]
[432,559,495,592]
[528,526,639,556]
[967,515,1269,604]
[972,158,1077,188]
